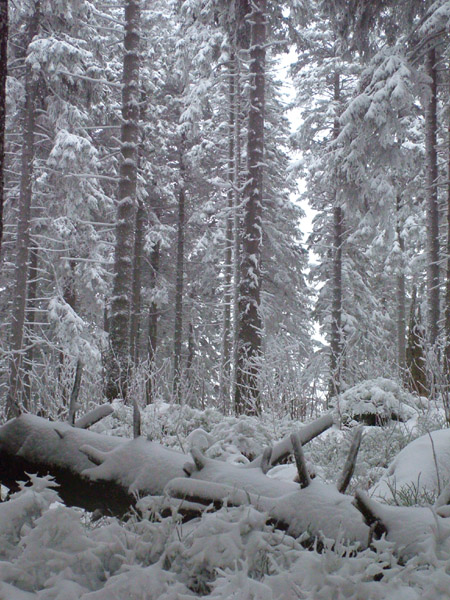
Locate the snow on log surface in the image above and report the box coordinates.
[2,413,450,558]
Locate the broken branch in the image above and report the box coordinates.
[337,426,363,493]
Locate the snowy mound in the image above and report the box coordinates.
[370,428,450,504]
[338,378,416,425]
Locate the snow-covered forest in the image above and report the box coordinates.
[3,0,450,598]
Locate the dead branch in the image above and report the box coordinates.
[74,404,114,429]
[337,426,363,493]
[290,432,310,489]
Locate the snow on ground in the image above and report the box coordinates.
[371,428,450,504]
[1,396,450,599]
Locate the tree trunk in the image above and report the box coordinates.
[22,245,38,410]
[130,199,145,365]
[0,0,8,260]
[425,48,440,347]
[5,1,40,419]
[406,285,428,396]
[0,412,334,521]
[107,0,140,401]
[146,238,160,405]
[329,71,343,403]
[396,196,406,376]
[219,57,235,410]
[59,268,77,407]
[235,0,266,416]
[445,66,450,374]
[173,140,186,403]
[231,54,242,412]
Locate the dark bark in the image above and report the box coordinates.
[107,0,140,401]
[173,140,186,403]
[5,1,40,419]
[0,0,8,260]
[219,57,235,409]
[425,48,440,347]
[329,71,343,402]
[396,197,406,375]
[235,0,266,416]
[130,199,145,365]
[67,359,83,425]
[290,432,311,489]
[445,67,450,373]
[145,237,160,405]
[59,268,77,406]
[22,245,38,410]
[231,54,242,409]
[186,319,195,375]
[406,286,428,396]
[337,425,363,493]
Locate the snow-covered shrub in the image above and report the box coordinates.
[337,378,417,425]
[207,416,275,461]
[165,505,302,594]
[0,475,60,561]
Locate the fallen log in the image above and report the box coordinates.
[1,413,449,558]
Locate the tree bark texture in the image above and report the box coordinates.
[22,245,38,410]
[445,68,450,372]
[5,1,40,419]
[107,0,140,401]
[425,48,440,347]
[396,197,406,375]
[0,0,8,260]
[328,71,343,402]
[235,0,266,416]
[406,286,428,396]
[130,199,145,365]
[146,238,160,405]
[219,58,235,410]
[173,140,186,403]
[231,55,243,412]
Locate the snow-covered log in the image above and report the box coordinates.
[1,413,450,558]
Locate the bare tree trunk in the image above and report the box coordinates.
[67,359,83,425]
[406,285,428,396]
[234,0,266,416]
[106,0,140,401]
[396,196,406,375]
[329,71,343,403]
[130,199,145,365]
[231,55,242,412]
[59,269,77,407]
[0,0,8,260]
[425,48,440,347]
[186,319,195,380]
[146,238,160,405]
[173,139,186,403]
[219,57,235,410]
[22,245,38,410]
[445,68,450,374]
[5,1,40,419]
[329,207,343,398]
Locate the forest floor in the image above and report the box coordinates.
[1,386,450,600]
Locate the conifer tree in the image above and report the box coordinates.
[0,0,7,259]
[107,0,141,401]
[234,0,267,415]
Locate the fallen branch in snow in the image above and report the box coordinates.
[337,426,363,494]
[1,413,450,558]
[74,404,114,429]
